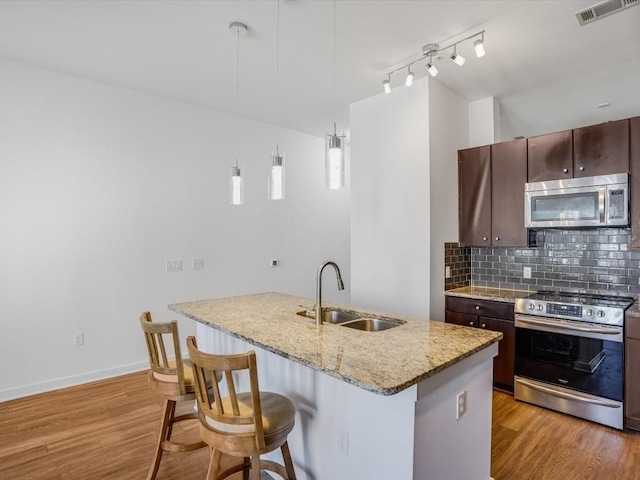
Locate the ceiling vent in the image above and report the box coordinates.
[575,0,639,25]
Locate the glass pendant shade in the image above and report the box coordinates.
[474,39,485,58]
[230,166,243,205]
[426,62,438,77]
[268,153,285,200]
[326,133,345,190]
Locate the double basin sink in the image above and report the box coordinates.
[296,308,405,332]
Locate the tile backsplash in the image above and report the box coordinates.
[470,228,640,298]
[444,242,471,290]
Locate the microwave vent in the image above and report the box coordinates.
[575,0,639,25]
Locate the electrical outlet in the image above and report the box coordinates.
[74,333,84,347]
[192,257,204,270]
[456,391,467,420]
[270,259,279,267]
[166,260,182,272]
[338,429,349,455]
[445,266,451,279]
[523,266,532,279]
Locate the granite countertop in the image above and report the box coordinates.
[169,292,502,396]
[445,285,534,303]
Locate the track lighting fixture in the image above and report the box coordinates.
[426,56,438,77]
[383,76,391,94]
[382,30,485,89]
[405,67,414,87]
[474,34,485,58]
[450,45,465,66]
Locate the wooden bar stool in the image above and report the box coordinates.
[139,312,208,480]
[186,336,297,480]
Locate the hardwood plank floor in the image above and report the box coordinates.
[1,372,639,479]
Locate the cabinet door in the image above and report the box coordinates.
[445,311,477,328]
[479,316,515,390]
[527,130,573,182]
[574,119,629,178]
[625,334,640,430]
[458,145,491,247]
[630,117,640,249]
[491,138,528,247]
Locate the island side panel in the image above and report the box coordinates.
[413,343,497,480]
[197,322,418,480]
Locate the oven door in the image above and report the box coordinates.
[515,314,623,402]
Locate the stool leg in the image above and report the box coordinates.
[206,448,223,480]
[251,456,261,480]
[281,441,296,480]
[146,399,174,480]
[165,399,177,440]
[243,457,250,480]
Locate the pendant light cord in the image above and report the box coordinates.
[332,0,336,134]
[276,0,280,152]
[235,26,240,169]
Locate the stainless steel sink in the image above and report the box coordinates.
[296,309,360,324]
[340,318,405,332]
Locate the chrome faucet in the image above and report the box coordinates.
[315,261,345,326]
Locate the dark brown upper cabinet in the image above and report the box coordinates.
[491,139,528,247]
[573,119,630,178]
[458,140,527,248]
[527,130,573,182]
[459,145,491,247]
[630,117,640,249]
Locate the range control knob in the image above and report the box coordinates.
[597,310,605,318]
[586,309,594,316]
[537,304,544,311]
[528,303,535,310]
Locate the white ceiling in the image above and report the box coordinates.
[0,0,639,141]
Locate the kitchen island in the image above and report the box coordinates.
[169,292,501,480]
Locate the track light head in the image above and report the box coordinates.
[405,68,414,87]
[383,78,391,93]
[474,38,485,58]
[426,57,438,77]
[450,47,465,66]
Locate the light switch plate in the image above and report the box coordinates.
[445,266,451,279]
[166,260,182,272]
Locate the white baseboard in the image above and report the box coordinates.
[0,360,149,403]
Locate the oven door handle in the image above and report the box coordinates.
[515,315,622,335]
[517,378,621,409]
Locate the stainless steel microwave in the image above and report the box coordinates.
[525,173,629,229]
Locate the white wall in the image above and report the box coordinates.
[0,58,350,401]
[469,96,500,147]
[428,81,469,321]
[350,78,430,318]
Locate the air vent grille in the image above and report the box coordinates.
[575,0,639,25]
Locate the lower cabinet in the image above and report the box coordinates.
[445,296,515,392]
[625,314,640,430]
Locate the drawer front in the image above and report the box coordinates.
[445,296,514,321]
[445,311,477,328]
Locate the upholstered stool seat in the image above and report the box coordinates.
[187,336,297,480]
[139,312,208,480]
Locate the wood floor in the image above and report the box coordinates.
[1,371,639,480]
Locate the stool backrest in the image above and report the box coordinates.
[139,312,188,396]
[186,336,266,450]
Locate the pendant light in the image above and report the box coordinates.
[229,21,247,206]
[269,0,285,200]
[326,0,345,190]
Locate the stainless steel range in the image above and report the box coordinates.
[514,291,633,429]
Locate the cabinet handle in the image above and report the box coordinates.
[481,323,487,328]
[579,166,585,171]
[469,322,474,326]
[475,305,480,310]
[483,237,488,241]
[563,168,568,173]
[495,236,500,241]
